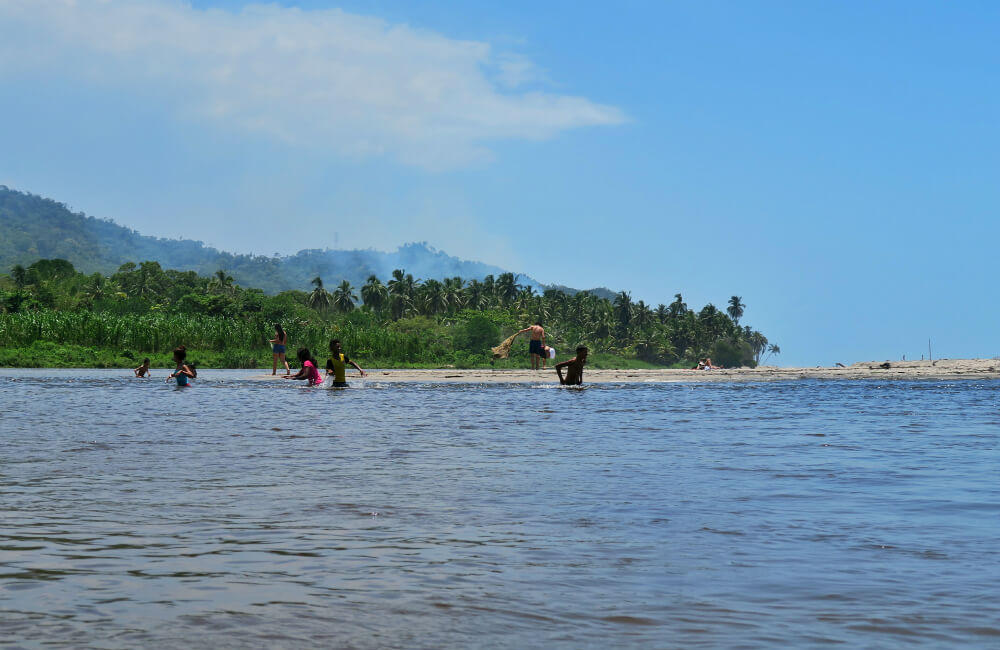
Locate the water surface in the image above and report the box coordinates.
[1,369,998,648]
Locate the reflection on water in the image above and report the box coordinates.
[2,370,999,648]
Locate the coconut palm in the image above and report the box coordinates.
[210,269,235,295]
[360,275,388,314]
[308,276,332,311]
[727,296,745,324]
[495,273,520,307]
[332,280,357,312]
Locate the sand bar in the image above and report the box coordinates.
[248,359,1000,383]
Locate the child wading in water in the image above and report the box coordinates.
[555,346,588,385]
[167,346,197,387]
[325,339,366,387]
[284,348,323,386]
[134,358,151,378]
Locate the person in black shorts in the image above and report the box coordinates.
[517,322,546,370]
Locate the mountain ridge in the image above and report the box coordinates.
[0,186,616,298]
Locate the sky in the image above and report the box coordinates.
[1,0,998,367]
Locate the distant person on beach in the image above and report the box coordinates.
[555,346,588,385]
[270,323,290,376]
[517,322,546,370]
[325,339,366,387]
[167,346,196,387]
[540,345,555,370]
[134,358,151,378]
[284,348,323,386]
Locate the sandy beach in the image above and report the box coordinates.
[248,358,1000,383]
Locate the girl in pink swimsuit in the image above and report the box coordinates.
[283,348,323,386]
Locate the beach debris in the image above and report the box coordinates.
[835,362,846,368]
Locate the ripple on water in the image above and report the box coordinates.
[1,370,999,647]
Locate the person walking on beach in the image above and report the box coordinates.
[270,323,290,376]
[325,339,366,387]
[517,322,546,370]
[555,346,588,385]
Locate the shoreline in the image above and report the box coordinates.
[243,359,1000,383]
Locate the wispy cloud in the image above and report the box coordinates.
[0,0,626,169]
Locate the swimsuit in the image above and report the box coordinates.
[273,344,286,354]
[174,368,189,386]
[529,339,544,355]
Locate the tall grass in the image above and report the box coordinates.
[0,311,454,363]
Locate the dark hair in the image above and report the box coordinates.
[274,323,285,339]
[173,345,187,361]
[142,358,150,364]
[296,348,317,369]
[535,321,542,326]
[329,339,341,350]
[576,346,589,354]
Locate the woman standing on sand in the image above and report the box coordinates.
[270,323,291,375]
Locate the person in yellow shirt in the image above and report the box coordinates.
[325,339,367,387]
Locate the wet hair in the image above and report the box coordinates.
[296,347,317,368]
[173,345,187,361]
[329,339,341,351]
[576,346,589,354]
[274,323,285,339]
[142,358,150,364]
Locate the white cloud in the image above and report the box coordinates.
[0,0,626,169]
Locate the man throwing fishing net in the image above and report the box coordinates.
[517,322,547,370]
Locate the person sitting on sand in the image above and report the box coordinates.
[325,339,366,387]
[134,358,151,378]
[517,322,546,370]
[284,348,323,386]
[555,346,588,385]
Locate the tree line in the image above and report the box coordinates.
[1,258,779,367]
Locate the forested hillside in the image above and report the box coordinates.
[0,186,578,295]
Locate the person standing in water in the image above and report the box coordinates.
[167,346,196,387]
[134,358,151,378]
[325,339,366,387]
[270,323,290,376]
[555,346,588,386]
[517,322,546,370]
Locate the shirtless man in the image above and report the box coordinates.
[555,346,588,385]
[518,322,546,370]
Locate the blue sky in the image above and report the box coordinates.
[1,1,998,366]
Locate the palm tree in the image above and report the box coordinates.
[443,277,465,314]
[210,269,235,295]
[420,279,448,316]
[308,276,332,311]
[360,275,388,314]
[668,293,688,318]
[388,269,417,319]
[761,343,781,365]
[332,280,357,312]
[495,273,521,307]
[613,290,633,336]
[727,296,745,324]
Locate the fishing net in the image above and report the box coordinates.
[491,332,520,359]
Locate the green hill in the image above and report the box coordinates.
[1,186,604,295]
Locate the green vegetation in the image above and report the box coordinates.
[0,257,778,369]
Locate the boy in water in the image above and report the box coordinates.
[325,339,366,387]
[555,346,588,385]
[134,358,151,378]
